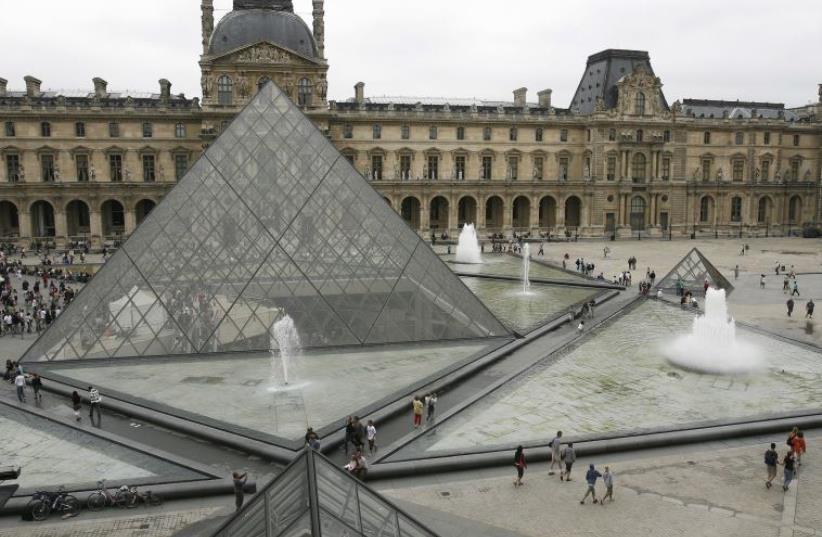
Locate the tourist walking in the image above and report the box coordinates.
[601,466,614,504]
[791,281,800,297]
[734,265,740,280]
[14,371,26,403]
[426,392,437,424]
[71,390,82,421]
[513,445,527,487]
[412,396,424,429]
[549,431,563,475]
[806,299,815,319]
[30,373,42,402]
[787,298,795,317]
[232,471,248,511]
[344,416,355,454]
[791,431,806,467]
[760,274,766,289]
[782,451,796,491]
[783,276,790,293]
[764,443,779,488]
[88,385,102,421]
[580,464,602,504]
[561,442,576,481]
[352,416,365,452]
[366,420,377,455]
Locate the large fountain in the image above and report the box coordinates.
[664,288,763,374]
[269,313,302,388]
[521,243,531,294]
[455,223,482,264]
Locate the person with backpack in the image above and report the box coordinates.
[513,445,527,487]
[764,443,779,489]
[580,464,602,504]
[782,451,796,491]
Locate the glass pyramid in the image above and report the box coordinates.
[655,247,734,295]
[211,449,439,537]
[23,83,508,361]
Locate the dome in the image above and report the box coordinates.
[208,9,318,59]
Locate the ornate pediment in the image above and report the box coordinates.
[211,42,321,67]
[616,64,666,117]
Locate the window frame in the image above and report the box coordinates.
[297,78,312,107]
[108,122,120,138]
[75,121,86,137]
[401,125,410,140]
[635,92,646,115]
[509,127,518,142]
[3,121,14,137]
[372,124,381,140]
[732,159,744,182]
[142,154,156,182]
[730,196,742,222]
[174,153,188,181]
[481,156,493,180]
[703,131,711,144]
[5,154,21,183]
[75,153,90,182]
[456,126,465,141]
[109,153,123,182]
[343,123,353,139]
[175,123,186,138]
[483,127,492,141]
[535,127,543,142]
[560,129,568,142]
[40,153,56,182]
[428,126,438,140]
[40,121,51,137]
[370,154,383,180]
[217,75,233,106]
[142,122,153,138]
[533,156,544,180]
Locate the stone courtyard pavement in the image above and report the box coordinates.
[380,431,822,537]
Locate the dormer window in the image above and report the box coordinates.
[635,92,646,115]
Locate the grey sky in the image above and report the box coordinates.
[2,0,820,107]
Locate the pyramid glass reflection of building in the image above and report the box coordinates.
[655,247,733,295]
[211,449,439,537]
[23,82,507,363]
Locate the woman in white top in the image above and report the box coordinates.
[366,420,377,455]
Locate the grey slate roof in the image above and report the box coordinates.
[570,49,669,115]
[208,8,318,59]
[680,99,799,121]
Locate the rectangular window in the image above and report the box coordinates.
[793,134,800,147]
[763,132,770,145]
[661,157,671,181]
[761,160,770,181]
[510,127,518,141]
[5,155,20,183]
[343,124,352,139]
[142,122,153,138]
[663,130,671,143]
[75,122,86,137]
[559,157,569,180]
[735,132,744,145]
[41,122,51,137]
[456,126,465,141]
[481,156,492,180]
[3,121,14,137]
[790,160,800,181]
[732,160,744,182]
[142,154,156,182]
[109,154,123,182]
[174,154,188,181]
[731,198,742,222]
[76,154,90,182]
[702,159,711,182]
[455,155,465,180]
[607,155,616,181]
[372,124,381,139]
[509,158,518,180]
[586,129,591,142]
[608,128,616,141]
[429,126,437,140]
[427,155,438,179]
[175,123,186,138]
[703,131,711,144]
[109,122,120,137]
[400,155,411,180]
[483,127,492,141]
[533,157,543,180]
[535,127,543,142]
[371,155,383,180]
[41,154,55,182]
[560,129,568,142]
[401,125,410,140]
[748,132,756,145]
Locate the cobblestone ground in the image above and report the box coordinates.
[0,508,221,537]
[382,434,821,537]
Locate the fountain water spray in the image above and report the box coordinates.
[664,288,763,374]
[522,243,531,294]
[270,313,301,386]
[455,223,482,264]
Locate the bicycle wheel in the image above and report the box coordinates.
[30,500,50,521]
[116,490,136,509]
[63,496,81,516]
[87,492,106,511]
[149,494,163,507]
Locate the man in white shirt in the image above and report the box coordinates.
[88,386,102,421]
[15,373,27,403]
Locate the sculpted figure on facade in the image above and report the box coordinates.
[237,44,292,64]
[716,167,723,181]
[238,74,249,98]
[316,76,328,101]
[201,74,212,98]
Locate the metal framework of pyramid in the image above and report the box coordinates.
[23,82,508,362]
[655,247,734,295]
[210,449,439,537]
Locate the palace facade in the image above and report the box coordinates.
[1,0,820,249]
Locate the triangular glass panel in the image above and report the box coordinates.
[655,248,734,295]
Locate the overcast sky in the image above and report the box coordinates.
[2,0,820,107]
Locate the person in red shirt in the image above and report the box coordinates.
[792,431,807,467]
[513,445,527,487]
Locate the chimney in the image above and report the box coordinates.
[159,79,172,100]
[513,87,527,108]
[312,1,325,59]
[92,77,108,99]
[201,0,214,55]
[0,78,6,97]
[24,76,42,98]
[354,82,365,105]
[537,88,552,109]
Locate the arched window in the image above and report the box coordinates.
[636,129,644,143]
[735,132,744,145]
[217,76,233,105]
[635,92,646,115]
[757,197,771,223]
[298,78,312,106]
[631,153,646,182]
[700,196,712,223]
[372,124,381,139]
[629,196,646,231]
[730,196,742,222]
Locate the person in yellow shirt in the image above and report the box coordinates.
[412,396,424,428]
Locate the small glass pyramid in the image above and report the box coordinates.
[655,247,734,295]
[23,82,508,361]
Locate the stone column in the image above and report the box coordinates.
[502,194,512,232]
[420,197,430,232]
[125,208,136,238]
[529,196,540,232]
[476,196,486,230]
[90,210,103,248]
[18,209,31,248]
[448,197,458,237]
[54,209,67,248]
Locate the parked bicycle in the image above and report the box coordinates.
[27,486,81,521]
[86,480,133,511]
[127,486,163,508]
